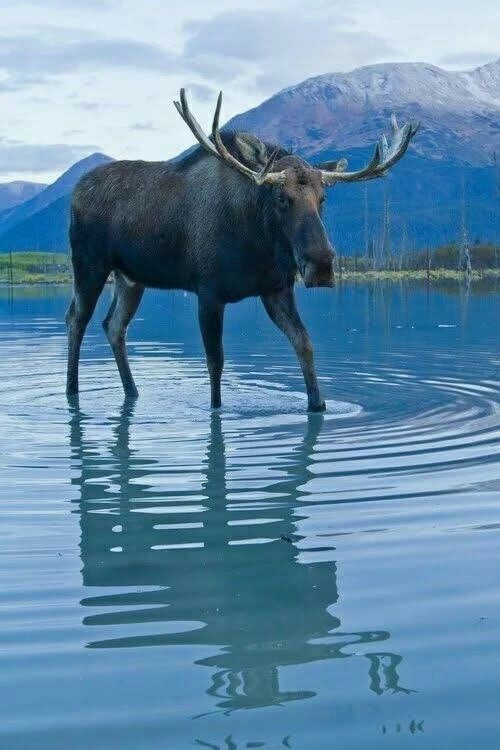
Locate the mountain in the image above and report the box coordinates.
[226,60,499,252]
[1,61,498,254]
[0,181,47,212]
[0,152,113,253]
[0,195,73,253]
[0,152,113,234]
[228,60,500,165]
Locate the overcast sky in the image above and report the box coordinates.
[1,0,498,182]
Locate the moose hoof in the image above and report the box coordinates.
[124,387,139,399]
[308,400,326,413]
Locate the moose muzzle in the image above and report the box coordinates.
[302,257,335,288]
[295,212,335,288]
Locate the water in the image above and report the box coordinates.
[0,282,499,750]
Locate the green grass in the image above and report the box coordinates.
[0,252,71,284]
[337,269,500,281]
[1,251,499,286]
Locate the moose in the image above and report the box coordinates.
[66,89,418,410]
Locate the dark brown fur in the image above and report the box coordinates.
[66,132,334,410]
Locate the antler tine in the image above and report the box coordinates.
[211,92,286,185]
[257,147,282,183]
[379,134,390,162]
[174,88,219,158]
[410,121,420,137]
[210,91,261,182]
[320,113,419,185]
[174,88,287,186]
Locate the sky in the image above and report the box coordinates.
[1,0,499,182]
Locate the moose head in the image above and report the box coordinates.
[174,89,419,288]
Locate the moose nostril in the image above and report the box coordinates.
[304,249,332,264]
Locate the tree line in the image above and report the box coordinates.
[336,242,499,273]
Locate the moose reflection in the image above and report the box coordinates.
[69,402,413,712]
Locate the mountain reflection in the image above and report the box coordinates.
[69,400,412,711]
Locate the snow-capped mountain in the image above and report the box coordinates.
[228,60,500,166]
[225,60,499,250]
[0,60,497,254]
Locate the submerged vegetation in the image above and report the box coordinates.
[0,246,499,286]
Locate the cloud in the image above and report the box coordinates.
[75,100,100,110]
[179,9,396,93]
[0,9,396,97]
[130,121,156,131]
[0,139,100,173]
[0,30,175,89]
[24,95,51,104]
[0,0,115,6]
[439,51,499,69]
[0,72,50,92]
[184,82,218,102]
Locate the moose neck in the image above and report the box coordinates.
[255,185,298,286]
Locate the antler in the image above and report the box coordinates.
[174,89,287,185]
[320,115,420,185]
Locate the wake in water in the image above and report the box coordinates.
[0,285,499,750]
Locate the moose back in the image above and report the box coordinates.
[66,89,418,411]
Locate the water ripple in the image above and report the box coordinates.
[1,287,500,748]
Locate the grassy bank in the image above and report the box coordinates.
[1,251,499,286]
[337,268,500,282]
[0,252,71,284]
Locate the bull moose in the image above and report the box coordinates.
[66,89,418,410]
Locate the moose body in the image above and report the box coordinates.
[66,90,418,410]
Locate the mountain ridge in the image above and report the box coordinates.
[0,151,114,253]
[0,59,498,254]
[0,181,47,212]
[0,152,113,237]
[227,59,500,165]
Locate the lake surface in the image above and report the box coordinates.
[0,281,499,750]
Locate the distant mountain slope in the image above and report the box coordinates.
[322,151,497,252]
[227,60,500,165]
[1,60,498,254]
[0,194,72,252]
[0,181,47,212]
[226,60,499,251]
[0,152,113,237]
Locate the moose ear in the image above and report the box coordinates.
[234,132,268,168]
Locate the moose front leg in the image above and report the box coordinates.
[262,288,326,412]
[198,295,225,409]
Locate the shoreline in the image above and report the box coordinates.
[1,251,499,286]
[1,269,499,286]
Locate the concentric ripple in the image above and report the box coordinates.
[0,284,499,750]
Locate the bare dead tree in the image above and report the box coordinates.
[493,151,499,269]
[363,182,369,262]
[459,173,472,278]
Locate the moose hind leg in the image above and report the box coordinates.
[66,276,107,396]
[103,272,144,398]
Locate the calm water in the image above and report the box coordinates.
[0,282,499,750]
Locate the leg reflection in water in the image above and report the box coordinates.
[68,400,413,713]
[367,653,416,696]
